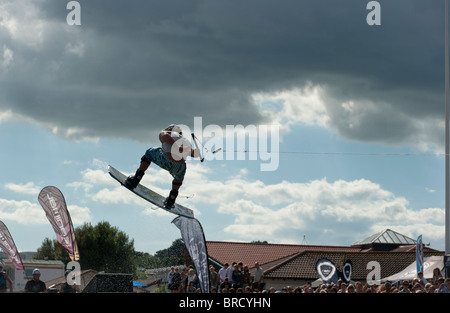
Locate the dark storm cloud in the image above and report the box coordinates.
[0,0,445,145]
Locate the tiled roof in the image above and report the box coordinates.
[206,241,361,269]
[263,251,442,280]
[206,237,444,281]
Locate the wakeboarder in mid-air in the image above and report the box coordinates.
[124,124,200,208]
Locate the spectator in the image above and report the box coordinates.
[209,266,219,291]
[346,284,355,293]
[398,281,411,293]
[381,282,392,293]
[168,267,182,293]
[412,283,424,293]
[338,282,347,293]
[220,277,231,291]
[24,269,46,293]
[186,268,196,288]
[186,280,196,293]
[336,279,342,291]
[435,278,450,293]
[231,264,243,289]
[180,267,188,292]
[242,265,251,290]
[0,263,13,293]
[226,262,236,285]
[218,263,229,285]
[417,271,428,285]
[425,283,435,293]
[431,267,443,285]
[252,262,265,291]
[355,281,363,293]
[166,267,175,293]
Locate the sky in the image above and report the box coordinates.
[0,0,448,255]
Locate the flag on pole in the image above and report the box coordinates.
[416,234,424,274]
[0,221,24,270]
[172,216,210,293]
[38,186,80,261]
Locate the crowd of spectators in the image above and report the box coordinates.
[166,262,450,294]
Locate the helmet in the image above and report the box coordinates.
[166,124,183,137]
[173,126,183,137]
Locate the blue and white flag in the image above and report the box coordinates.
[416,235,424,274]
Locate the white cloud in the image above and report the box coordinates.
[182,167,444,245]
[0,110,14,123]
[67,205,93,225]
[64,41,85,58]
[1,45,14,71]
[0,180,92,225]
[254,83,329,133]
[0,197,92,226]
[255,83,444,154]
[2,181,92,223]
[0,0,61,51]
[0,198,47,224]
[81,168,114,186]
[4,182,41,195]
[70,161,445,247]
[91,186,147,206]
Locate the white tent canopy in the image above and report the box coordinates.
[382,256,444,282]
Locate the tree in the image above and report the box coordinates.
[34,238,71,263]
[154,239,185,266]
[76,221,136,274]
[134,251,164,269]
[134,239,188,270]
[35,221,136,274]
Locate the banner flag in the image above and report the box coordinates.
[0,221,24,270]
[315,258,353,284]
[416,234,424,274]
[172,216,210,293]
[38,186,80,261]
[315,258,338,284]
[341,259,353,283]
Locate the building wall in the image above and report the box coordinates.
[2,259,65,292]
[262,278,308,291]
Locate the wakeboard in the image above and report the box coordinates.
[108,165,194,219]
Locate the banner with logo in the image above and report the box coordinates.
[416,234,424,274]
[172,216,210,293]
[315,258,338,284]
[341,259,353,283]
[315,258,353,284]
[0,221,24,270]
[38,186,80,261]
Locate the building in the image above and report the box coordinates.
[206,229,444,290]
[1,258,65,291]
